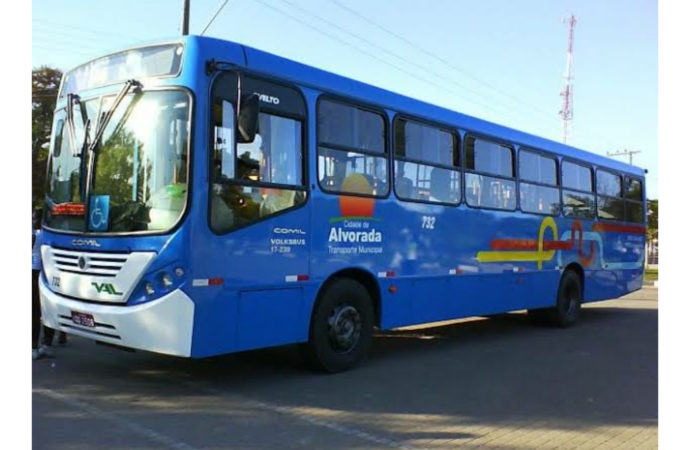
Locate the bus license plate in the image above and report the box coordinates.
[71,311,95,328]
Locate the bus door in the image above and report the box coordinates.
[199,73,310,352]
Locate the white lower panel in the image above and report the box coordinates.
[39,277,194,357]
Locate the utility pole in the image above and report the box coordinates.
[559,14,577,144]
[607,149,641,166]
[181,0,190,36]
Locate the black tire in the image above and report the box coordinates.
[545,270,583,327]
[303,278,374,373]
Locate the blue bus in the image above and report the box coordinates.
[39,36,646,372]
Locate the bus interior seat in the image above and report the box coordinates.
[396,176,413,198]
[430,168,451,202]
[341,173,373,195]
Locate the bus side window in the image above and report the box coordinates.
[210,93,306,234]
[518,149,560,216]
[596,170,624,221]
[464,136,516,210]
[317,99,387,197]
[624,177,644,223]
[562,160,595,219]
[393,118,460,204]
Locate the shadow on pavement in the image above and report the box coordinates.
[33,303,658,447]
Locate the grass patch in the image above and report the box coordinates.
[645,267,658,282]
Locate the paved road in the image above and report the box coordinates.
[33,288,658,449]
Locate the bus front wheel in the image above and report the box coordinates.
[303,278,374,373]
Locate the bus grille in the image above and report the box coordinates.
[49,248,129,278]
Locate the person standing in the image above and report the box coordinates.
[32,211,66,360]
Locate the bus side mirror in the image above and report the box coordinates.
[237,94,259,144]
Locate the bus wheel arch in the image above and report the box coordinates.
[303,269,379,372]
[313,268,381,328]
[563,262,585,298]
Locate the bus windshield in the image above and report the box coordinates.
[44,90,191,234]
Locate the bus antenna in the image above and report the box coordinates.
[181,0,190,36]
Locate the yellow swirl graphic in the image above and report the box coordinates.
[476,217,559,270]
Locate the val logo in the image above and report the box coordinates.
[92,282,123,295]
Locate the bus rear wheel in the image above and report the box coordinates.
[548,270,583,327]
[304,278,374,373]
[528,270,583,326]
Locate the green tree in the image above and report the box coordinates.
[32,66,63,209]
[647,199,658,241]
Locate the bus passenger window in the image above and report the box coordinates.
[317,99,387,196]
[518,150,560,215]
[393,118,460,204]
[465,136,516,210]
[624,177,644,223]
[562,161,595,219]
[596,170,624,221]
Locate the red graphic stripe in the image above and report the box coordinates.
[490,239,572,251]
[491,239,573,250]
[592,223,646,234]
[488,221,595,267]
[490,239,539,250]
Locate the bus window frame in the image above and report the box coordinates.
[517,146,562,217]
[560,156,596,221]
[207,71,310,235]
[42,85,196,238]
[595,167,625,222]
[392,114,461,207]
[561,157,595,194]
[624,175,645,224]
[316,94,390,199]
[462,132,518,212]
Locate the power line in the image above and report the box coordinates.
[201,0,231,36]
[32,33,121,53]
[327,0,558,121]
[318,1,619,150]
[32,27,133,48]
[277,0,517,117]
[32,19,144,42]
[253,0,523,122]
[32,43,97,59]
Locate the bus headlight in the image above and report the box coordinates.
[130,262,187,305]
[161,273,174,288]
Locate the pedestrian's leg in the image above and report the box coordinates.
[32,270,41,350]
[57,331,67,345]
[42,326,55,346]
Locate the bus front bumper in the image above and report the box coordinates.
[39,276,194,357]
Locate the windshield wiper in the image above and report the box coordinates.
[87,79,142,155]
[81,79,142,230]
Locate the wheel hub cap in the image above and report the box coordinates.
[328,305,361,354]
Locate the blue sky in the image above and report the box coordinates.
[32,0,658,198]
